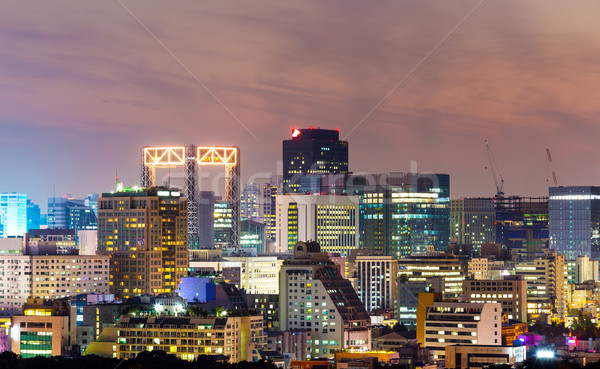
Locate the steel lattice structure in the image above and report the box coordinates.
[140,145,240,249]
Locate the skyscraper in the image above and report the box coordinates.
[198,191,215,249]
[97,187,188,298]
[240,183,260,220]
[347,172,450,257]
[283,127,349,194]
[261,175,282,243]
[549,186,600,260]
[26,199,41,232]
[276,194,360,255]
[450,198,495,251]
[0,192,27,238]
[48,197,97,231]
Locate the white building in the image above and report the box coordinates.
[224,256,280,294]
[241,183,261,220]
[0,255,109,315]
[276,194,359,255]
[280,241,371,359]
[78,230,98,255]
[421,301,502,361]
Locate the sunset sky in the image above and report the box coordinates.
[2,0,600,209]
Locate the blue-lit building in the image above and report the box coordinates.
[549,186,600,260]
[0,192,27,238]
[48,197,97,231]
[26,199,41,231]
[214,198,232,248]
[240,219,266,253]
[347,172,450,257]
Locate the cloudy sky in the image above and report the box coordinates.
[1,0,600,210]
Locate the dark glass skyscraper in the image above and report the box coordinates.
[549,186,600,260]
[347,172,450,257]
[283,127,348,193]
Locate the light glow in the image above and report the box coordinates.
[292,128,301,138]
[144,147,186,166]
[537,350,555,359]
[197,147,237,165]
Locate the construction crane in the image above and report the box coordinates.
[484,140,504,198]
[546,149,558,186]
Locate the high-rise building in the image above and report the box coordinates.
[214,198,233,248]
[397,253,465,299]
[241,183,261,220]
[463,275,528,323]
[240,219,266,253]
[356,256,398,314]
[549,186,600,260]
[261,176,282,243]
[0,192,27,238]
[279,241,371,359]
[450,198,495,251]
[283,127,349,194]
[347,172,450,257]
[276,194,360,255]
[48,197,97,231]
[97,187,188,298]
[198,191,215,249]
[26,199,41,232]
[495,196,549,260]
[513,250,565,319]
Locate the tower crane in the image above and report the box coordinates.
[484,140,504,198]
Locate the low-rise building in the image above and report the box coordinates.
[445,344,526,369]
[462,275,527,323]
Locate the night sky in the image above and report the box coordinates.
[2,1,600,211]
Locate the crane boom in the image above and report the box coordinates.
[546,148,558,185]
[485,140,504,198]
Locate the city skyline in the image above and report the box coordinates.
[2,1,600,209]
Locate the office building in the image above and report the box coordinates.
[397,253,465,299]
[356,256,398,314]
[214,198,233,248]
[549,186,600,260]
[0,192,27,238]
[468,258,489,280]
[276,194,360,255]
[513,250,565,318]
[0,254,31,316]
[198,191,215,249]
[279,241,371,359]
[10,299,75,358]
[97,187,188,298]
[346,172,450,257]
[114,315,265,362]
[495,196,549,260]
[463,275,527,323]
[240,219,266,253]
[283,127,349,194]
[24,228,77,255]
[261,176,282,245]
[450,198,495,251]
[224,256,280,294]
[266,330,312,361]
[78,230,98,255]
[419,301,502,361]
[48,197,97,231]
[241,183,261,220]
[26,199,41,232]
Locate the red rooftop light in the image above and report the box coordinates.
[292,128,301,138]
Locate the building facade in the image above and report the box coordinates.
[356,256,398,314]
[450,198,496,251]
[279,241,371,359]
[346,172,450,257]
[97,187,188,298]
[0,192,27,238]
[463,275,527,323]
[549,186,600,260]
[283,127,349,194]
[276,194,360,255]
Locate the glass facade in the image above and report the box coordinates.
[348,172,450,257]
[214,200,232,247]
[20,331,53,358]
[549,186,600,260]
[0,192,27,238]
[283,128,348,194]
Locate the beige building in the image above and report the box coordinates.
[467,258,489,280]
[513,250,565,318]
[463,275,527,323]
[445,344,526,369]
[418,301,502,361]
[397,253,465,299]
[114,315,265,362]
